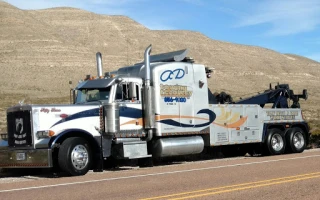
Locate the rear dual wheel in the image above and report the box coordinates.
[286,127,306,153]
[265,128,286,155]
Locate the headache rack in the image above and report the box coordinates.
[135,49,194,64]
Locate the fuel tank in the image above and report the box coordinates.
[152,136,204,157]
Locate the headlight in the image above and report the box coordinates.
[36,130,55,139]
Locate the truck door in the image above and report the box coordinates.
[115,82,143,131]
[179,65,194,128]
[179,86,194,128]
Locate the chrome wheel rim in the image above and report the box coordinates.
[293,132,305,149]
[71,145,89,170]
[271,133,284,152]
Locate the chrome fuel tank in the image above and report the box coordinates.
[152,136,204,157]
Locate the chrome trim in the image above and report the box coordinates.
[0,149,52,168]
[293,131,305,149]
[152,136,204,157]
[96,52,103,77]
[71,145,89,170]
[143,45,155,131]
[113,138,141,144]
[144,44,152,81]
[7,104,32,113]
[271,133,284,152]
[104,103,120,135]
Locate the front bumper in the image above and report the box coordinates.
[0,148,53,168]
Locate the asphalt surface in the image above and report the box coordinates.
[0,149,320,200]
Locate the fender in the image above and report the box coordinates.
[262,123,286,143]
[49,128,105,172]
[262,122,310,143]
[49,128,100,150]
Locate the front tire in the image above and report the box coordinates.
[286,127,306,153]
[265,129,286,155]
[58,137,92,176]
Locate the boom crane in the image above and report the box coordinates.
[235,83,308,108]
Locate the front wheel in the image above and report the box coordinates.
[286,128,306,153]
[265,129,286,155]
[58,137,92,176]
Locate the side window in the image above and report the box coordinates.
[115,82,140,102]
[115,85,123,100]
[123,84,129,100]
[115,84,128,100]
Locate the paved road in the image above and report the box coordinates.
[0,149,320,200]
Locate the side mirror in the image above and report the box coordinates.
[72,89,77,104]
[69,80,74,104]
[128,82,137,99]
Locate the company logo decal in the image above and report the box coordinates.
[266,110,299,120]
[160,84,192,97]
[160,68,185,82]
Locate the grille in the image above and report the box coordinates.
[7,110,32,147]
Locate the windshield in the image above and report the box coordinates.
[75,87,111,103]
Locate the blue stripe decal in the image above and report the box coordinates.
[51,108,100,128]
[51,106,143,128]
[120,107,142,118]
[159,109,216,128]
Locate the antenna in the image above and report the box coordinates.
[125,30,130,65]
[127,37,129,65]
[69,80,73,104]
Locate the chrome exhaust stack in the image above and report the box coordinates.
[96,52,103,77]
[143,45,155,140]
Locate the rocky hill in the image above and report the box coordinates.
[0,1,319,132]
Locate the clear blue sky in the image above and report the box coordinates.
[5,0,320,62]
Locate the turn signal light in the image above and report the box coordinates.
[49,130,55,137]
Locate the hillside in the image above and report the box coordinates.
[0,1,320,132]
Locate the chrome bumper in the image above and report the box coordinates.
[0,148,53,168]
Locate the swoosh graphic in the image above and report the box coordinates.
[214,116,248,128]
[51,108,100,128]
[158,109,216,128]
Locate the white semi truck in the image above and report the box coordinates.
[0,45,310,176]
